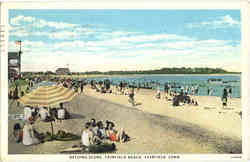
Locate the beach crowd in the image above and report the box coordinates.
[9,75,235,152]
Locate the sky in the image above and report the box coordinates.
[8,10,241,72]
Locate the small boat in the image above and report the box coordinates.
[222,80,239,84]
[207,78,223,84]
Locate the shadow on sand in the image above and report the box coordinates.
[134,102,142,106]
[69,113,86,119]
[203,106,216,110]
[222,107,234,110]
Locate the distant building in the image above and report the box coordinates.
[8,52,20,79]
[56,68,70,75]
[8,68,18,79]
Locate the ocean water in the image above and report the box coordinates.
[86,74,241,98]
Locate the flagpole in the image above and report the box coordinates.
[18,40,22,78]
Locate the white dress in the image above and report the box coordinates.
[81,130,91,146]
[24,107,32,121]
[39,108,48,121]
[22,124,40,146]
[57,109,65,119]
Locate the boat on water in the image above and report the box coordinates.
[222,80,239,84]
[207,78,223,84]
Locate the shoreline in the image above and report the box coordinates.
[25,73,241,79]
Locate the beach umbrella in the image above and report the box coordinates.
[19,85,76,107]
[19,85,76,138]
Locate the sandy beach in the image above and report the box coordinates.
[8,85,242,154]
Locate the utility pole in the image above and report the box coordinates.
[16,40,22,78]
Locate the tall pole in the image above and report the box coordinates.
[18,40,22,78]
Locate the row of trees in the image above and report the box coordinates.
[22,67,239,76]
[82,67,235,75]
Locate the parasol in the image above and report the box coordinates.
[19,85,75,107]
[19,85,76,138]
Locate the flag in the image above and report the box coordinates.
[15,40,21,45]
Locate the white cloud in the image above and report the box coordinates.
[187,15,240,29]
[10,15,35,25]
[110,34,192,43]
[54,41,85,49]
[33,19,78,29]
[10,15,78,29]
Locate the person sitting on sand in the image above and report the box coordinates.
[96,121,108,139]
[120,128,130,143]
[106,123,129,143]
[105,120,115,130]
[22,117,41,146]
[90,118,99,136]
[39,107,50,121]
[24,106,33,121]
[81,122,94,147]
[13,123,23,143]
[106,122,120,142]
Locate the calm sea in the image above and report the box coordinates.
[86,74,241,98]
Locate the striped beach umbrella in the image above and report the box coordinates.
[19,85,76,107]
[19,85,76,139]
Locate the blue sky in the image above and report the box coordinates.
[8,10,241,72]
